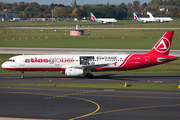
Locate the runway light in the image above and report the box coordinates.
[179,85,180,89]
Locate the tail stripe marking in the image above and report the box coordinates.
[118,54,133,68]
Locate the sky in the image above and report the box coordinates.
[3,0,152,5]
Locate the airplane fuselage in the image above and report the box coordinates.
[96,18,117,23]
[146,11,173,22]
[138,17,156,23]
[90,13,117,24]
[1,31,177,79]
[154,17,173,22]
[2,54,176,72]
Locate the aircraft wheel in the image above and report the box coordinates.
[20,72,24,79]
[88,74,94,79]
[20,75,24,79]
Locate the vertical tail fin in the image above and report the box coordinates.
[133,13,139,21]
[147,11,154,19]
[147,31,174,55]
[90,13,98,21]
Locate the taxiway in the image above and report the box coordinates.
[0,84,180,120]
[0,74,180,119]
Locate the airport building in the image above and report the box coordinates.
[0,12,19,21]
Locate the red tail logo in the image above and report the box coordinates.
[154,37,170,53]
[147,31,174,56]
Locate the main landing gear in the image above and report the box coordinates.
[85,73,94,79]
[20,71,24,79]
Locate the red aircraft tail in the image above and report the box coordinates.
[147,31,174,55]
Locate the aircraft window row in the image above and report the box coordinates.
[7,59,15,62]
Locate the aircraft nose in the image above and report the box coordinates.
[1,62,6,68]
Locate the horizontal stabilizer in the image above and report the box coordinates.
[157,57,177,62]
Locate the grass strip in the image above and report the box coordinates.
[0,83,180,91]
[0,19,180,28]
[0,29,180,50]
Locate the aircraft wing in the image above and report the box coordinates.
[147,19,156,22]
[73,63,109,69]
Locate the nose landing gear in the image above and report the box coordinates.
[20,71,24,79]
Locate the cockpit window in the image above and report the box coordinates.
[7,59,15,62]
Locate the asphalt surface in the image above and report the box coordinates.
[0,73,180,84]
[0,85,180,120]
[0,74,180,119]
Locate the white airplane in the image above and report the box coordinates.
[1,31,177,79]
[133,13,156,23]
[90,13,117,24]
[147,11,173,23]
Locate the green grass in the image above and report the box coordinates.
[0,83,179,91]
[0,19,180,28]
[0,29,180,49]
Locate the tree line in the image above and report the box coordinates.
[0,0,180,19]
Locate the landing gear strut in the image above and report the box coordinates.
[85,73,89,78]
[85,73,94,79]
[20,71,24,79]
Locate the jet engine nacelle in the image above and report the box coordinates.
[102,21,107,24]
[159,20,164,23]
[65,68,83,76]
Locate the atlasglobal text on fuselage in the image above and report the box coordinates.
[25,57,74,64]
[1,31,177,79]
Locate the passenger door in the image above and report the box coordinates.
[20,56,25,66]
[145,56,150,65]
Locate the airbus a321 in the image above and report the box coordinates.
[1,31,177,79]
[90,13,117,24]
[133,12,156,23]
[147,11,173,23]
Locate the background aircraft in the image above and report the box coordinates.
[1,31,177,79]
[133,13,156,23]
[147,11,173,23]
[90,13,117,24]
